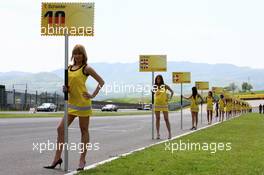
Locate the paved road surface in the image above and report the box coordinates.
[0,106,238,175]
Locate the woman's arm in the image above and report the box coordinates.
[182,95,192,100]
[83,65,105,99]
[165,84,174,99]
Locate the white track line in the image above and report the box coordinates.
[66,114,242,175]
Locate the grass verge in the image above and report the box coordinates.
[78,113,264,175]
[0,111,152,118]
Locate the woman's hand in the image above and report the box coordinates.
[83,92,93,99]
[63,85,70,93]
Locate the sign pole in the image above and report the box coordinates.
[151,71,154,140]
[180,83,183,129]
[200,90,203,124]
[172,72,191,129]
[139,55,166,139]
[64,34,69,172]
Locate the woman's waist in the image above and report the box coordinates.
[191,102,198,106]
[68,84,87,91]
[191,105,199,109]
[207,102,213,106]
[155,93,168,99]
[69,93,91,102]
[154,100,168,105]
[68,98,92,106]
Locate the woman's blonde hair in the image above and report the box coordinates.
[71,44,88,65]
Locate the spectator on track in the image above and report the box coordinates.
[215,101,219,119]
[259,104,262,114]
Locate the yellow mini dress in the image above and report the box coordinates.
[219,99,225,112]
[226,102,232,112]
[191,96,199,112]
[206,96,213,111]
[238,104,241,111]
[154,87,168,112]
[232,103,236,111]
[68,64,92,116]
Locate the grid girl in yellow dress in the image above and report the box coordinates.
[183,87,203,130]
[218,94,225,122]
[44,44,105,171]
[153,75,174,139]
[206,91,215,125]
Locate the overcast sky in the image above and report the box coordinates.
[1,0,264,72]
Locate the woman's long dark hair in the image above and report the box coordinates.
[154,75,165,88]
[192,86,198,98]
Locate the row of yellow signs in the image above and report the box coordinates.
[139,55,211,90]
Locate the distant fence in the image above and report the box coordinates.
[0,85,191,111]
[0,88,64,111]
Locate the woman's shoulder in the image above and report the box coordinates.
[164,84,172,90]
[82,64,90,76]
[82,64,97,76]
[83,64,95,71]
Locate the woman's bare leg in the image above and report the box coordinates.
[210,110,213,124]
[78,116,90,165]
[207,110,210,124]
[209,110,213,124]
[195,112,198,128]
[191,112,195,128]
[52,114,76,164]
[155,111,161,138]
[163,111,171,138]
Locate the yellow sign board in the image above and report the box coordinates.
[172,72,191,84]
[223,90,231,98]
[212,87,224,94]
[195,81,209,90]
[139,55,167,72]
[41,2,94,36]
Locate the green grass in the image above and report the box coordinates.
[78,113,264,175]
[0,111,152,118]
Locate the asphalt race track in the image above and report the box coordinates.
[0,106,249,175]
